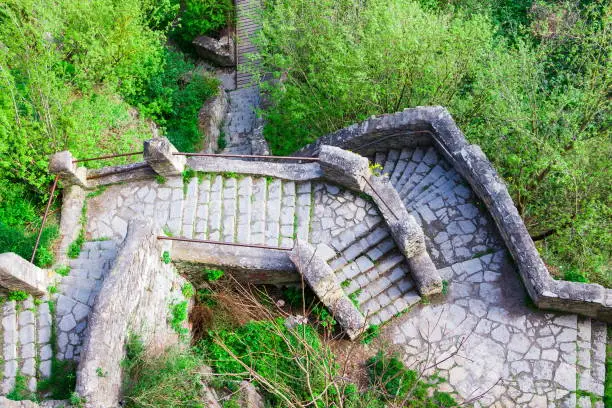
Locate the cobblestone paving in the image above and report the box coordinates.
[86,175,422,327]
[54,241,116,362]
[222,86,261,154]
[0,295,52,393]
[375,146,608,407]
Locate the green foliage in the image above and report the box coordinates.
[0,222,58,267]
[7,372,35,401]
[37,359,77,400]
[128,50,219,152]
[67,230,85,259]
[204,268,224,281]
[311,304,336,329]
[563,268,589,283]
[172,0,234,43]
[47,286,58,295]
[348,290,361,308]
[69,392,85,407]
[196,288,216,307]
[162,251,171,264]
[442,280,449,295]
[122,335,209,408]
[259,0,611,286]
[361,324,381,345]
[605,326,611,408]
[181,282,195,298]
[86,186,107,199]
[169,300,189,338]
[8,290,28,302]
[55,266,71,277]
[155,175,167,184]
[217,129,227,151]
[96,367,107,378]
[367,351,458,406]
[201,319,328,405]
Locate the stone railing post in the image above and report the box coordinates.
[144,137,186,177]
[318,145,370,191]
[290,240,366,340]
[49,150,88,188]
[0,253,50,296]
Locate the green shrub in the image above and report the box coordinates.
[55,266,71,277]
[127,50,219,152]
[204,268,224,281]
[37,359,78,400]
[173,0,234,43]
[258,0,611,287]
[169,301,189,338]
[162,251,171,264]
[181,282,195,298]
[605,326,611,408]
[8,291,28,302]
[361,324,381,345]
[6,372,35,401]
[122,336,209,408]
[0,222,58,268]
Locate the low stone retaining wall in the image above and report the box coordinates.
[299,106,612,322]
[0,253,51,296]
[186,156,323,181]
[290,240,366,339]
[318,146,442,296]
[75,219,186,407]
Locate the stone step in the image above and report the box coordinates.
[236,176,253,244]
[222,177,238,243]
[181,177,199,238]
[279,181,296,248]
[405,164,447,202]
[374,152,386,168]
[1,296,53,397]
[399,147,439,199]
[381,149,400,177]
[207,175,224,241]
[329,224,390,272]
[410,168,461,206]
[344,252,405,297]
[295,182,312,242]
[389,149,413,186]
[264,179,282,246]
[367,288,421,326]
[250,177,267,244]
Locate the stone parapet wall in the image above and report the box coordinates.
[299,106,612,322]
[0,253,51,296]
[75,219,186,407]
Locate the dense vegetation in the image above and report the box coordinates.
[123,284,459,408]
[0,0,229,266]
[258,0,611,286]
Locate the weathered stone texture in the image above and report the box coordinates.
[0,253,50,296]
[144,137,186,176]
[75,219,185,407]
[199,85,228,152]
[318,145,370,191]
[49,150,88,188]
[193,35,235,67]
[290,240,366,339]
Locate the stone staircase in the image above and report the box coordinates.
[181,176,312,248]
[372,146,503,267]
[577,317,608,407]
[0,295,53,396]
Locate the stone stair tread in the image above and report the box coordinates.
[236,176,253,244]
[405,164,446,202]
[389,149,413,185]
[250,177,267,245]
[265,179,282,246]
[222,177,238,243]
[329,224,390,271]
[381,149,400,177]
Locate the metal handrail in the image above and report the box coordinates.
[361,176,400,221]
[157,236,292,251]
[72,151,144,163]
[173,152,319,161]
[31,174,60,263]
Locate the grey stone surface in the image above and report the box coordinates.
[290,240,366,339]
[0,253,50,296]
[193,35,235,67]
[319,145,370,191]
[48,150,88,188]
[144,137,186,177]
[199,85,228,153]
[76,219,185,408]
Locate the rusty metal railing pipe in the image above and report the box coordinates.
[72,151,144,163]
[31,174,60,264]
[173,152,319,161]
[157,236,292,251]
[361,175,400,221]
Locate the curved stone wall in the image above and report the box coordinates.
[298,106,611,322]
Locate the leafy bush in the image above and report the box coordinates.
[361,324,381,345]
[258,0,611,286]
[7,291,28,302]
[6,373,35,401]
[204,268,224,281]
[123,336,207,408]
[367,351,458,406]
[173,0,234,43]
[37,359,78,400]
[170,300,189,338]
[127,50,219,152]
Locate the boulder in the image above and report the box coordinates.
[193,35,235,67]
[198,85,228,152]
